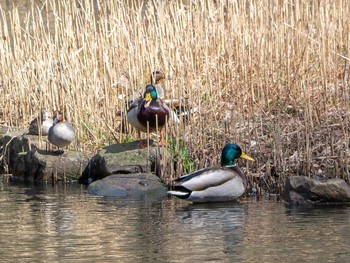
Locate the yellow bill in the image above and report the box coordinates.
[145,93,152,101]
[240,151,254,161]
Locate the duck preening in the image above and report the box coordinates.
[150,70,198,124]
[127,84,171,147]
[48,111,75,150]
[150,70,165,99]
[168,144,254,203]
[28,110,53,136]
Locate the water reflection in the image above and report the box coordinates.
[2,178,350,262]
[168,202,246,262]
[241,201,350,263]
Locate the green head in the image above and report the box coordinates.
[144,84,158,101]
[221,144,254,166]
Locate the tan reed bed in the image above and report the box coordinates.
[0,0,349,195]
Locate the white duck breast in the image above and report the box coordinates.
[48,122,75,148]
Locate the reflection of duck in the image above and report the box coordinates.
[28,111,53,135]
[127,84,170,147]
[48,112,75,149]
[168,144,254,203]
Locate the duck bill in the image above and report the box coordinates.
[144,93,152,101]
[240,151,254,161]
[143,93,152,108]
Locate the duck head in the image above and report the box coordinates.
[221,144,254,166]
[150,70,165,84]
[53,112,64,125]
[143,84,158,108]
[41,111,50,121]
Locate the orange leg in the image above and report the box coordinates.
[138,141,147,148]
[136,130,147,148]
[158,130,167,146]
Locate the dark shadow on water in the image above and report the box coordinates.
[178,200,242,210]
[284,202,350,220]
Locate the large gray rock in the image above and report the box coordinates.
[283,176,350,205]
[1,129,33,172]
[13,149,90,182]
[1,129,171,197]
[79,140,169,185]
[87,173,167,198]
[1,130,91,182]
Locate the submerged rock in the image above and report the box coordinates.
[283,176,350,205]
[87,173,167,198]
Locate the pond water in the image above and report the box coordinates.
[1,176,350,262]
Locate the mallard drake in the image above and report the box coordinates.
[168,144,254,203]
[48,112,75,149]
[127,84,170,146]
[28,110,53,136]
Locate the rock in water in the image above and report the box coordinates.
[283,176,350,205]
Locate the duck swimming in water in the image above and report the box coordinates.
[168,144,254,203]
[127,84,170,147]
[48,112,75,150]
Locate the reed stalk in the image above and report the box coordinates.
[0,0,349,195]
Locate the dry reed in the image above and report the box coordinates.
[0,0,349,195]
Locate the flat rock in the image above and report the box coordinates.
[283,176,350,205]
[79,140,169,185]
[87,173,167,198]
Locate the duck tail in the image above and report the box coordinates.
[167,190,191,199]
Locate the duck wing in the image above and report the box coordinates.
[127,98,143,113]
[173,167,237,192]
[127,98,148,132]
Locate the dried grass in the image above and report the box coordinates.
[0,0,349,194]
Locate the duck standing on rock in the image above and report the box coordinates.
[127,84,170,147]
[28,110,53,136]
[168,144,254,203]
[48,111,75,151]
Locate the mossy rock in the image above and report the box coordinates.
[79,140,170,185]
